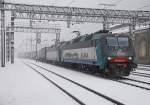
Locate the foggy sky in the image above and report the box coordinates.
[5,0,150,10]
[3,0,150,52]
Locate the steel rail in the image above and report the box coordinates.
[29,62,124,105]
[133,71,150,76]
[120,77,150,85]
[29,60,150,92]
[24,62,86,105]
[131,73,150,78]
[136,67,150,71]
[114,80,150,91]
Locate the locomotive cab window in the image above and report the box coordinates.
[106,36,129,47]
[107,37,118,46]
[118,37,129,46]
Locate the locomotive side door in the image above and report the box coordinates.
[96,40,106,70]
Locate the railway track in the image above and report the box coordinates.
[115,77,150,90]
[65,65,150,91]
[26,60,150,95]
[131,72,150,78]
[31,61,150,91]
[24,62,124,105]
[79,69,150,91]
[133,71,150,76]
[136,67,150,71]
[24,63,85,105]
[138,64,150,68]
[114,80,150,91]
[63,65,150,91]
[110,76,150,91]
[121,77,150,85]
[110,66,150,90]
[132,66,150,78]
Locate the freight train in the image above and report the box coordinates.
[19,30,137,77]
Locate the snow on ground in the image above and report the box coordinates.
[128,74,150,83]
[135,69,150,74]
[0,59,78,105]
[30,63,113,105]
[138,64,150,68]
[26,59,150,105]
[127,68,150,83]
[1,58,150,105]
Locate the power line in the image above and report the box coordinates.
[111,0,123,4]
[52,0,58,6]
[98,3,116,7]
[66,0,75,7]
[137,4,150,10]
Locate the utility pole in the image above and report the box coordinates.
[55,33,60,45]
[148,24,150,64]
[129,18,136,45]
[30,36,33,59]
[1,0,5,67]
[129,18,137,61]
[103,16,107,30]
[6,27,11,62]
[36,33,41,61]
[10,11,15,63]
[67,15,72,28]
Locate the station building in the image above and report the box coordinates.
[134,28,150,64]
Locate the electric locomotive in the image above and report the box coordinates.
[20,30,137,77]
[99,33,136,76]
[60,30,137,76]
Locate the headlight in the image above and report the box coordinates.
[128,57,132,60]
[108,57,112,60]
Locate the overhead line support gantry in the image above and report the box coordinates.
[0,1,150,67]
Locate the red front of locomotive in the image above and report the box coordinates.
[102,34,137,76]
[107,56,135,76]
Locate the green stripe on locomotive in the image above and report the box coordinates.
[95,39,107,70]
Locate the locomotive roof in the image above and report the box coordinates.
[59,31,130,47]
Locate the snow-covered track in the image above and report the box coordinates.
[131,73,150,78]
[137,67,150,71]
[131,72,150,78]
[30,61,150,92]
[24,62,86,105]
[63,66,150,91]
[138,64,150,68]
[120,77,150,85]
[133,72,150,76]
[114,79,150,91]
[26,62,124,105]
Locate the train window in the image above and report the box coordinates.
[107,37,118,46]
[118,37,129,46]
[107,36,129,47]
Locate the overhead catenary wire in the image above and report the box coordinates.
[66,0,75,7]
[111,0,123,4]
[52,0,58,6]
[137,4,150,10]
